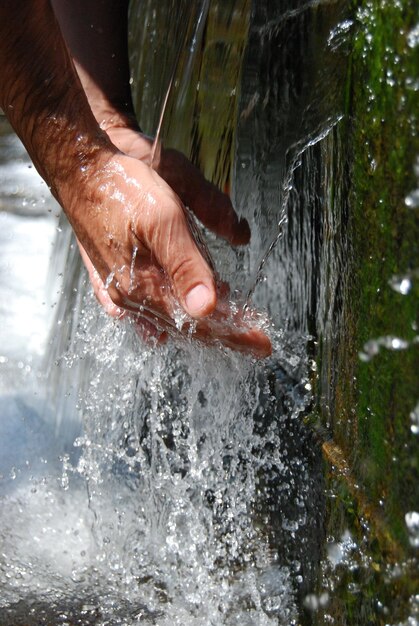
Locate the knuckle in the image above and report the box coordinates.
[170,255,196,286]
[138,194,181,248]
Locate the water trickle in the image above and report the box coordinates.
[1,1,343,621]
[102,271,115,291]
[150,0,210,167]
[128,245,138,295]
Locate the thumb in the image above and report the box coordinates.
[140,192,217,319]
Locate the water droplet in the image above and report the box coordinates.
[389,275,412,294]
[105,271,115,289]
[359,335,410,360]
[407,22,419,48]
[405,189,419,208]
[405,511,419,547]
[410,402,419,435]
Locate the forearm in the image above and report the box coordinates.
[0,0,115,205]
[51,0,138,130]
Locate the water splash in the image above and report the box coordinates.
[0,276,321,623]
[327,19,354,51]
[245,115,343,306]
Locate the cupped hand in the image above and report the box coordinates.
[105,126,251,246]
[72,132,271,358]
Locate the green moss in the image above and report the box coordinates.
[349,0,418,530]
[313,0,418,622]
[130,1,418,621]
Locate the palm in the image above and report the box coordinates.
[77,128,271,358]
[106,127,250,245]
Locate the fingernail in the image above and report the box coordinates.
[185,284,211,317]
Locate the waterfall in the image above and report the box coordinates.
[1,0,417,624]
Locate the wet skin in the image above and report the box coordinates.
[0,0,271,358]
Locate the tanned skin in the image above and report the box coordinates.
[0,0,271,357]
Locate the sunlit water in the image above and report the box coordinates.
[0,180,323,625]
[0,116,328,626]
[0,126,321,624]
[1,0,417,624]
[0,1,341,622]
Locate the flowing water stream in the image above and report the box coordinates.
[0,0,417,624]
[0,115,321,624]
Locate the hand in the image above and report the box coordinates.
[0,0,270,357]
[105,126,251,245]
[40,2,271,357]
[73,140,271,358]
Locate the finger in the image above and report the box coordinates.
[188,180,251,246]
[130,298,271,358]
[127,277,271,359]
[137,188,217,319]
[192,304,272,359]
[158,149,251,246]
[200,321,272,359]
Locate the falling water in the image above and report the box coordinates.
[1,0,417,624]
[0,196,322,625]
[150,0,210,167]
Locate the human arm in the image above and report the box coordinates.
[51,0,251,244]
[0,0,216,311]
[0,0,271,357]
